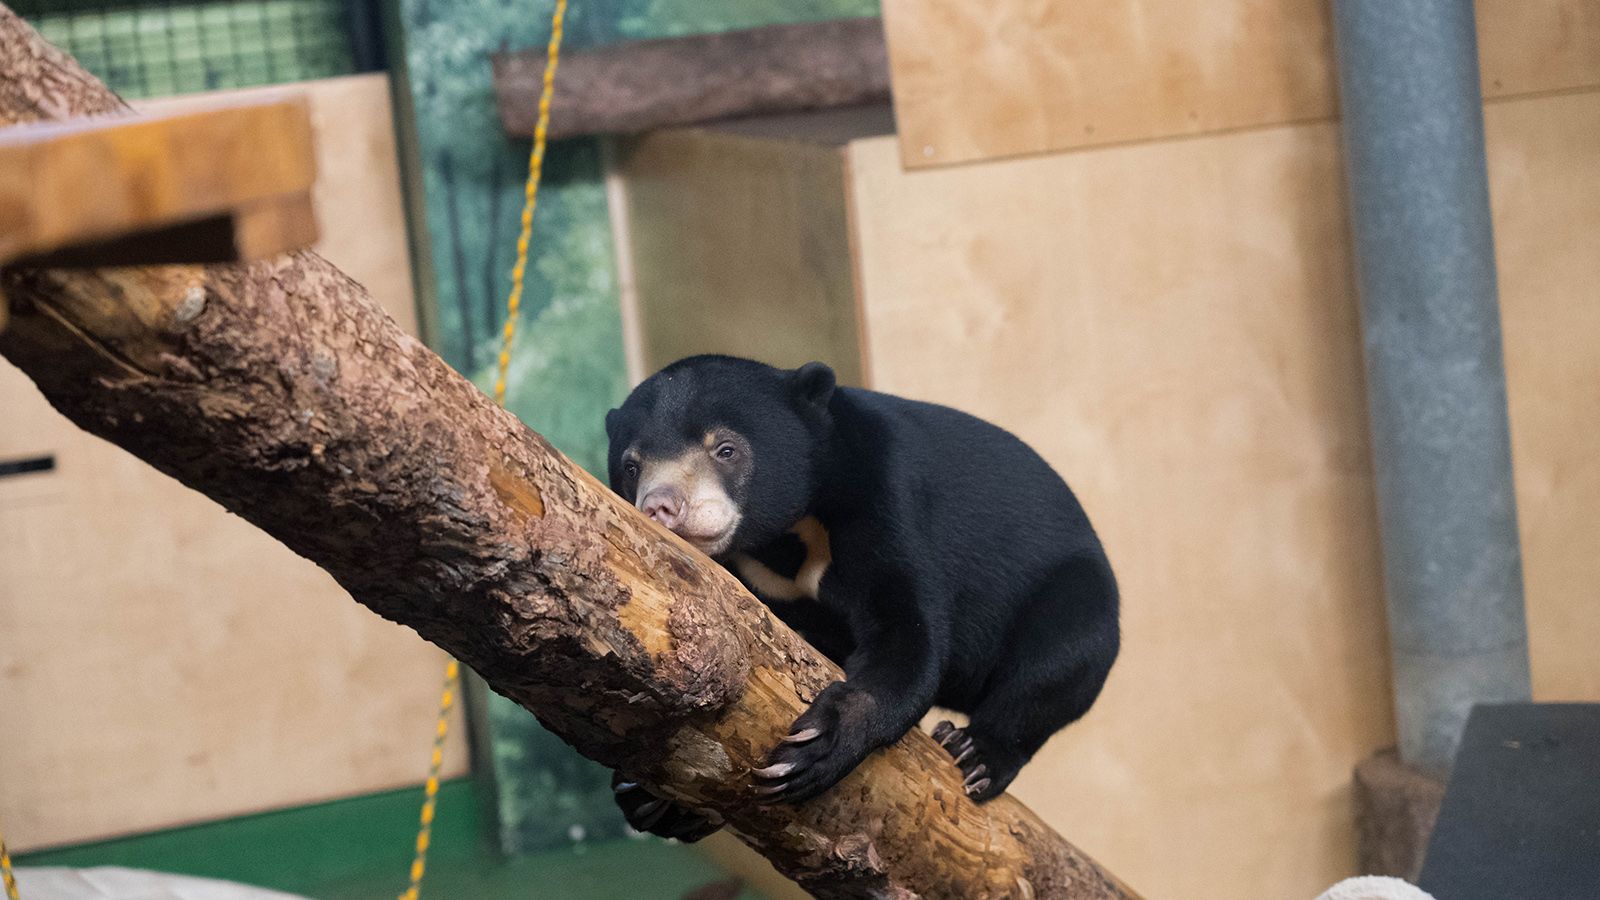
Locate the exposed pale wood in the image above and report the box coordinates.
[1,71,442,852]
[492,18,889,139]
[0,9,1135,897]
[843,122,1397,897]
[881,0,1600,168]
[1487,90,1600,703]
[0,97,317,264]
[601,140,647,384]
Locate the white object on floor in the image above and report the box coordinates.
[13,867,311,900]
[1315,875,1436,900]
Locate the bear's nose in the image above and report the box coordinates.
[640,488,684,529]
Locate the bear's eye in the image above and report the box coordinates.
[623,460,640,479]
[713,442,737,461]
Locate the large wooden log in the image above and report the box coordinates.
[492,18,890,139]
[0,8,1135,898]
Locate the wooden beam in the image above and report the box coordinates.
[492,18,890,139]
[0,97,317,267]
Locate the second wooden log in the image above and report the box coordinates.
[492,18,890,139]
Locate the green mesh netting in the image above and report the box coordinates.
[17,0,361,98]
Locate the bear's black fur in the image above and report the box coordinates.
[603,355,1118,835]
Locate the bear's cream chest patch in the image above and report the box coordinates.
[734,517,831,602]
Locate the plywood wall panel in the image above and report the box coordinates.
[845,122,1394,899]
[138,75,421,336]
[612,87,1600,897]
[614,126,865,384]
[1486,91,1600,703]
[882,0,1600,168]
[0,75,460,853]
[1477,1,1600,99]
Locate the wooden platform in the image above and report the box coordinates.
[0,96,316,269]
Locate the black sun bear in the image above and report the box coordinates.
[603,355,1118,840]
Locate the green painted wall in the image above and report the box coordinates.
[392,0,878,855]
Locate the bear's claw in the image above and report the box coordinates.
[933,720,1008,802]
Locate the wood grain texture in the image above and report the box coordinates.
[1,71,440,851]
[0,9,1134,896]
[494,18,889,139]
[612,112,888,385]
[1477,1,1600,99]
[881,0,1600,168]
[1487,90,1600,704]
[0,97,316,264]
[844,122,1396,898]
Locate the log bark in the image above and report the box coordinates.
[0,9,1136,898]
[492,18,890,139]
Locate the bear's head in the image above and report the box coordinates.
[605,355,836,558]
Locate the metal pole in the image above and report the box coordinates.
[1331,0,1531,777]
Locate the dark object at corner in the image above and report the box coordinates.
[1419,703,1600,899]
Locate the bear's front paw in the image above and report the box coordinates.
[752,684,871,804]
[612,771,722,842]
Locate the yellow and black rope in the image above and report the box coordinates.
[1,823,20,900]
[400,2,568,898]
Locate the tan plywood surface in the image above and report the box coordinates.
[1487,91,1600,703]
[614,124,866,384]
[1477,1,1600,99]
[610,88,1599,897]
[845,121,1393,898]
[137,75,420,336]
[882,0,1600,168]
[842,87,1600,895]
[0,74,456,852]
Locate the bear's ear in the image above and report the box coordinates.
[791,362,836,409]
[604,408,623,441]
